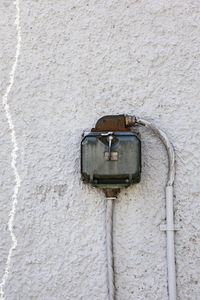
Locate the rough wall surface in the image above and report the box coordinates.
[0,0,199,299]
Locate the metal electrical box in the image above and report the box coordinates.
[81,115,141,188]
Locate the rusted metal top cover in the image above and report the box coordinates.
[91,115,131,132]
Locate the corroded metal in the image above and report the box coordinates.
[91,115,131,132]
[124,115,136,127]
[103,188,120,198]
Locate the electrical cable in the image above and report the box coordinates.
[136,117,176,300]
[136,118,175,185]
[103,116,176,300]
[105,197,116,300]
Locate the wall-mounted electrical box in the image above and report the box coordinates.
[81,115,141,188]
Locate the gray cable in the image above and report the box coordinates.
[106,197,115,300]
[105,116,176,300]
[136,117,176,300]
[136,118,175,186]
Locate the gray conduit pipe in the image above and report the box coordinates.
[135,117,176,300]
[105,197,115,300]
[105,116,176,300]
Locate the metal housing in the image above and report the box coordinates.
[81,115,141,189]
[81,131,141,188]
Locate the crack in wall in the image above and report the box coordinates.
[0,1,21,299]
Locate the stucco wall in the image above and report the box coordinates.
[0,1,199,299]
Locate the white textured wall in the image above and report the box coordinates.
[0,1,199,299]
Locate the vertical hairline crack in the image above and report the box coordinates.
[0,1,21,299]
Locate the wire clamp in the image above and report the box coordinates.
[160,224,180,231]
